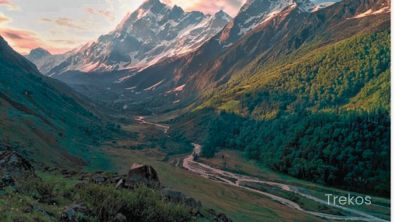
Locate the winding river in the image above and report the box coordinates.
[135,117,388,222]
[182,144,388,222]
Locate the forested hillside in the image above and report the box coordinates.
[204,31,390,116]
[197,31,390,196]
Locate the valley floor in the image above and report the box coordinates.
[88,117,390,222]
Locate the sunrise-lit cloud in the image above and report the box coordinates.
[85,7,115,21]
[164,0,246,16]
[0,28,70,54]
[0,0,20,10]
[0,0,11,6]
[0,13,10,24]
[0,0,247,54]
[49,39,80,45]
[40,17,85,30]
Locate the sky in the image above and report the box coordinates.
[0,0,246,54]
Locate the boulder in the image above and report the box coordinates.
[60,203,90,222]
[161,189,202,210]
[207,208,233,222]
[123,164,160,188]
[112,213,127,222]
[79,172,123,186]
[0,151,34,176]
[60,169,77,178]
[91,174,107,184]
[0,174,15,187]
[0,151,35,186]
[161,188,203,216]
[216,213,233,222]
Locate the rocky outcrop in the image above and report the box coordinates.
[112,213,127,222]
[161,188,202,215]
[78,164,160,189]
[0,151,35,187]
[60,203,91,222]
[79,171,120,185]
[122,163,160,189]
[0,155,232,222]
[207,209,233,222]
[0,151,34,176]
[216,213,233,222]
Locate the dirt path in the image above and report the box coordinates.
[135,116,170,133]
[182,144,388,222]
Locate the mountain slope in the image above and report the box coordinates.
[77,0,321,110]
[48,0,231,75]
[0,36,117,168]
[106,0,387,113]
[162,0,391,196]
[25,48,69,75]
[185,0,390,93]
[171,27,390,196]
[219,0,315,47]
[201,30,390,117]
[44,0,389,118]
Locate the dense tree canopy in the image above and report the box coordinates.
[200,31,390,196]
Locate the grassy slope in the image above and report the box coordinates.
[103,146,323,222]
[200,31,390,116]
[0,171,191,222]
[0,37,118,168]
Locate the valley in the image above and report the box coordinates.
[183,144,388,221]
[94,116,390,221]
[0,0,390,221]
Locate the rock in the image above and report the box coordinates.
[91,174,107,184]
[0,151,34,176]
[110,175,122,184]
[22,204,33,213]
[0,151,35,185]
[0,173,15,188]
[216,213,232,222]
[123,164,160,188]
[207,208,216,215]
[185,197,202,212]
[206,209,232,222]
[33,205,54,218]
[61,203,90,222]
[161,189,202,213]
[112,213,127,222]
[60,169,77,178]
[115,179,124,189]
[79,173,92,182]
[78,172,123,186]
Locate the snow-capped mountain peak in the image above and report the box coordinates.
[48,0,231,75]
[219,0,322,46]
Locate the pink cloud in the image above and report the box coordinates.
[85,7,115,21]
[0,13,10,24]
[0,0,11,5]
[0,28,70,54]
[163,0,246,17]
[40,17,84,30]
[0,0,19,10]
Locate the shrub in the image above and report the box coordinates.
[77,184,192,222]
